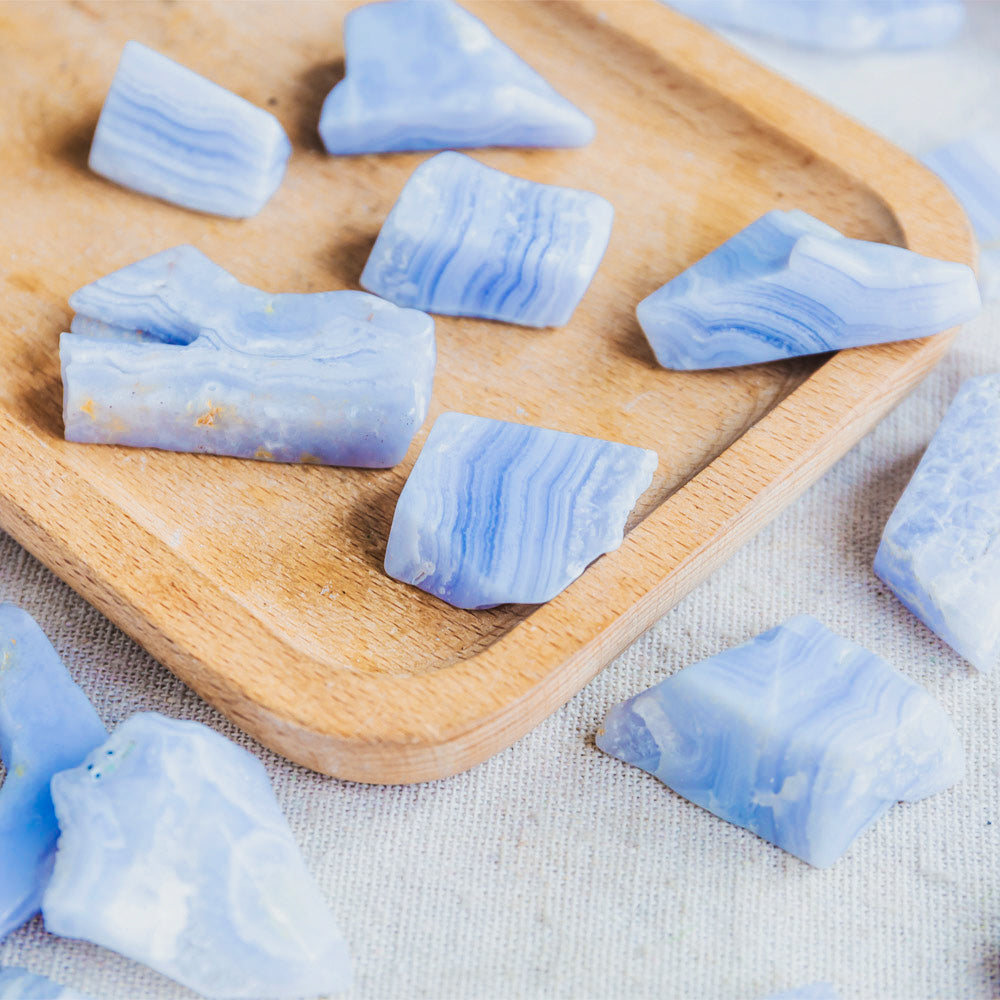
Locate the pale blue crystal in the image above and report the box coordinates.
[596,615,964,868]
[0,604,106,941]
[924,132,1000,245]
[62,245,436,467]
[0,967,93,1000]
[42,713,352,1000]
[636,209,980,370]
[875,374,1000,673]
[384,412,657,609]
[361,152,614,327]
[666,0,964,51]
[89,41,291,218]
[319,0,594,154]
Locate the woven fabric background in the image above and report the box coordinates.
[2,6,1000,999]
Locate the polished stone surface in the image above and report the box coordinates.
[597,615,964,868]
[63,245,436,467]
[636,209,980,369]
[385,412,656,609]
[319,0,594,154]
[42,713,352,999]
[0,967,92,999]
[361,151,614,327]
[89,41,291,217]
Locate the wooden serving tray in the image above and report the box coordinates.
[0,1,974,782]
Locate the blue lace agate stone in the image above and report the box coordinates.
[924,132,1000,245]
[42,712,352,1000]
[89,41,291,217]
[667,0,964,51]
[0,604,106,941]
[384,413,657,609]
[319,0,594,154]
[0,968,93,999]
[62,245,436,467]
[597,615,964,868]
[361,152,614,327]
[875,375,1000,673]
[636,209,980,370]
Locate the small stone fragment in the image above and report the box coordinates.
[319,0,594,154]
[0,967,93,999]
[89,41,291,217]
[62,245,435,467]
[636,209,980,369]
[42,713,352,1000]
[361,151,614,327]
[875,374,1000,672]
[596,615,963,868]
[0,604,106,941]
[384,412,657,609]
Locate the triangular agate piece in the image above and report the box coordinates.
[636,209,980,369]
[597,615,964,868]
[319,0,594,154]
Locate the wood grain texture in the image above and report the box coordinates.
[0,0,975,782]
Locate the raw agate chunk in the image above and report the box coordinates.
[361,152,614,327]
[0,604,106,940]
[319,0,594,154]
[597,615,964,868]
[667,0,963,50]
[89,41,291,217]
[636,209,980,370]
[384,412,657,609]
[875,375,1000,672]
[62,246,435,467]
[42,713,352,1000]
[0,967,93,999]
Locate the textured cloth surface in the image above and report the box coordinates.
[3,7,1000,1000]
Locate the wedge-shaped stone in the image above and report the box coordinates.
[0,967,93,999]
[876,375,1000,672]
[636,209,980,370]
[319,0,594,154]
[42,713,352,1000]
[385,412,657,609]
[62,245,436,467]
[0,604,106,941]
[596,615,963,868]
[90,41,291,217]
[361,152,614,327]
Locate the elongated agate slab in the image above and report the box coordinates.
[0,604,106,941]
[43,713,352,1000]
[876,375,1000,672]
[319,0,594,154]
[62,246,435,467]
[597,615,964,868]
[385,412,657,609]
[636,209,980,370]
[89,41,291,217]
[361,152,614,327]
[0,967,93,1000]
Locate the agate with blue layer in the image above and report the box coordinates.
[667,0,964,50]
[0,967,93,1000]
[361,152,614,327]
[875,375,1000,673]
[0,604,106,941]
[384,412,657,609]
[636,209,980,370]
[89,41,291,217]
[596,615,963,868]
[42,712,352,1000]
[62,245,436,467]
[924,133,1000,246]
[319,0,594,154]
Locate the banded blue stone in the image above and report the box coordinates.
[924,132,1000,245]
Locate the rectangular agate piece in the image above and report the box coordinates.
[62,246,436,467]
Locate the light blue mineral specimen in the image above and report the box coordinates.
[636,209,980,370]
[62,245,436,467]
[42,713,352,1000]
[89,41,291,218]
[0,604,106,941]
[875,375,1000,673]
[596,615,964,868]
[0,967,93,1000]
[384,412,657,609]
[319,0,594,154]
[361,152,614,327]
[924,132,1000,245]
